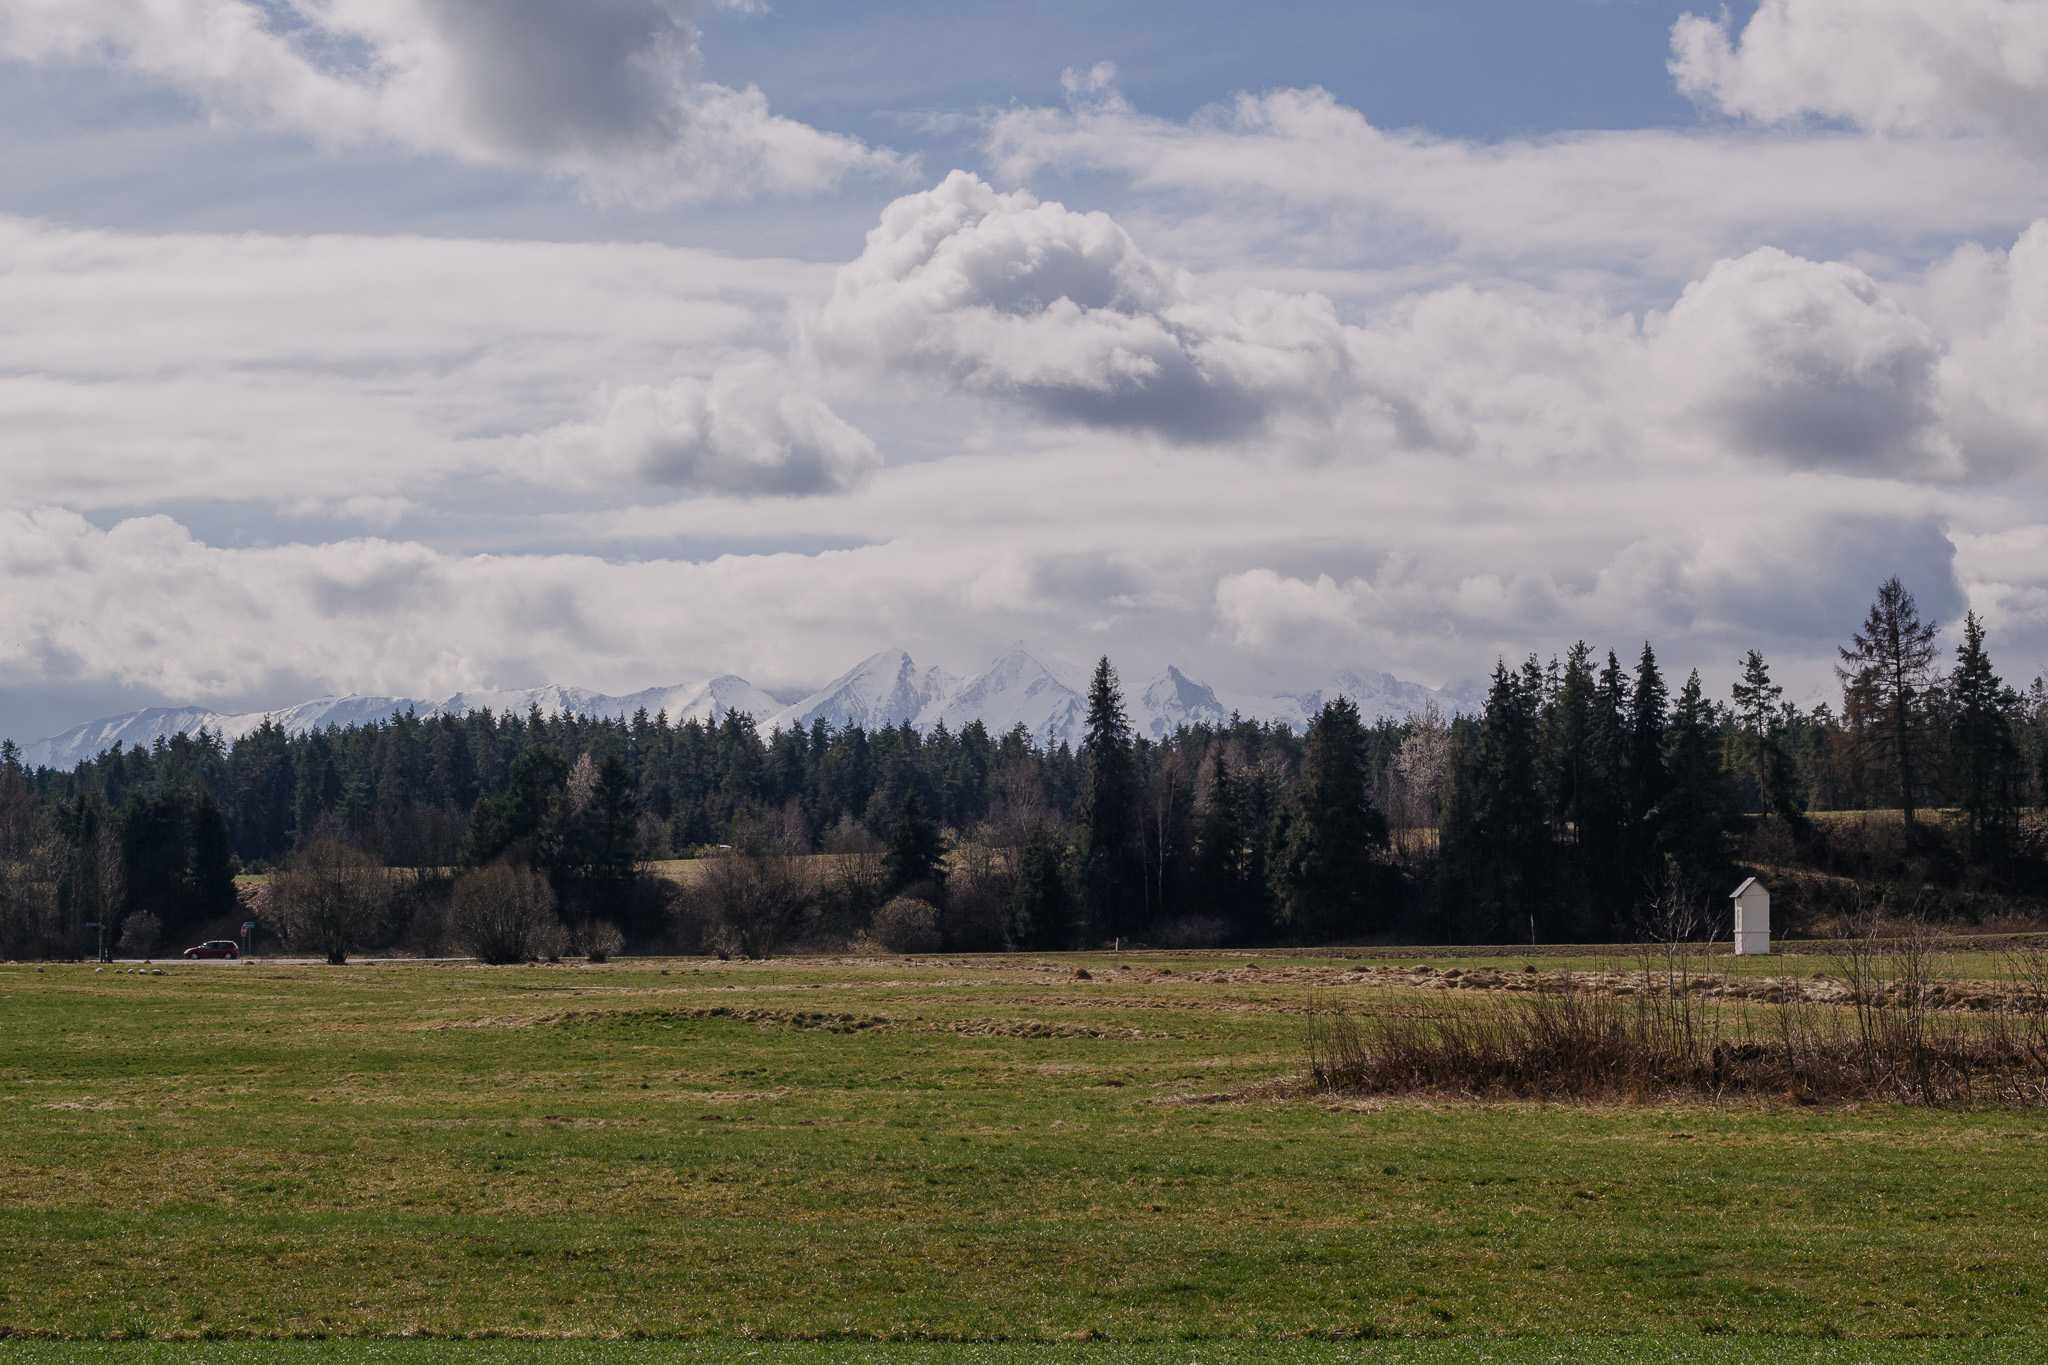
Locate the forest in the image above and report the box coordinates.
[3,577,2045,960]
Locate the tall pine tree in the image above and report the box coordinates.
[1837,576,1939,828]
[1949,611,2021,863]
[1079,658,1140,943]
[1273,698,1389,941]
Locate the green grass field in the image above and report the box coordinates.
[4,951,2046,1361]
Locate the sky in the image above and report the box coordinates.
[3,0,2047,744]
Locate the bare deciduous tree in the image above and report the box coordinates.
[450,863,561,965]
[269,840,389,965]
[1394,699,1454,852]
[694,824,810,960]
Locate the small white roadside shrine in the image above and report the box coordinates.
[1730,877,1770,956]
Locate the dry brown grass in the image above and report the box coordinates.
[1306,935,2048,1107]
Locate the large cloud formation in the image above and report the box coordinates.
[0,0,904,202]
[1649,249,1959,478]
[811,173,2046,484]
[535,358,880,497]
[985,80,2048,284]
[810,171,1357,442]
[1216,509,1968,673]
[0,216,867,510]
[1673,0,2048,153]
[10,7,2048,739]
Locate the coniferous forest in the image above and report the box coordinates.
[4,578,2046,960]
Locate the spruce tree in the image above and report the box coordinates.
[1194,749,1256,939]
[1949,611,2020,862]
[1837,576,1940,827]
[1274,698,1388,941]
[1547,643,1598,852]
[1731,650,1795,817]
[883,789,946,896]
[1447,661,1548,942]
[1628,642,1669,825]
[1579,651,1632,936]
[1080,657,1139,942]
[186,792,239,922]
[1662,670,1728,903]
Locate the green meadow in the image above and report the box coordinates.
[3,951,2045,1360]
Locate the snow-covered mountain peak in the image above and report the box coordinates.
[17,648,1477,771]
[921,648,1085,749]
[1134,665,1227,738]
[767,648,954,735]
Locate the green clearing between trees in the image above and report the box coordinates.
[3,953,2044,1358]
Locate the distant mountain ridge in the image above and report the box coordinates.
[17,649,1480,771]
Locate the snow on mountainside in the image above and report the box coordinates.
[921,647,1085,750]
[19,651,1476,770]
[444,677,783,730]
[1299,669,1469,726]
[768,650,958,735]
[23,698,426,770]
[1134,666,1229,738]
[19,677,781,771]
[1157,668,1476,735]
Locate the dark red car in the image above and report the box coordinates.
[183,940,240,960]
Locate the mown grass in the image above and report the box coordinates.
[10,1341,2042,1364]
[2,953,2046,1356]
[0,1341,2036,1363]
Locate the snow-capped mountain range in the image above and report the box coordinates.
[15,647,1480,772]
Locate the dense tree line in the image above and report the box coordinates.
[3,578,2045,958]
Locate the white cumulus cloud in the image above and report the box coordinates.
[533,357,879,497]
[1672,0,2048,152]
[0,0,907,203]
[810,171,1358,442]
[985,82,2048,284]
[1648,248,1961,478]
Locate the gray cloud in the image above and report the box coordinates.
[1650,248,1959,478]
[416,0,699,163]
[0,0,906,203]
[533,358,880,498]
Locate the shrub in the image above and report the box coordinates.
[872,897,941,954]
[450,864,562,965]
[0,844,66,959]
[116,910,162,957]
[690,836,811,960]
[1157,915,1229,950]
[583,920,625,963]
[398,895,451,958]
[940,873,1010,952]
[268,841,390,965]
[1305,923,2048,1107]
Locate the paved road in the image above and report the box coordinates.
[100,955,474,967]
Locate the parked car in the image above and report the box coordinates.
[183,940,240,960]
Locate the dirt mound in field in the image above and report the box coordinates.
[491,1005,894,1033]
[435,1002,1164,1040]
[943,1018,1152,1040]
